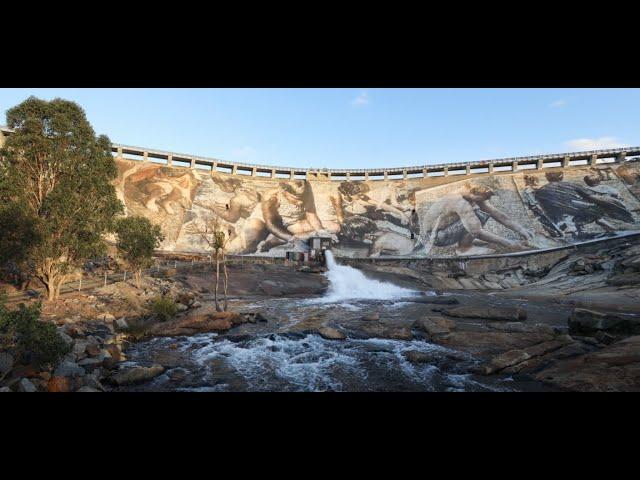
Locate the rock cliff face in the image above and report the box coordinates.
[114,158,640,258]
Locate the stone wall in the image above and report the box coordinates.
[114,158,640,258]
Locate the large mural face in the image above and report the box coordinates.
[115,159,640,257]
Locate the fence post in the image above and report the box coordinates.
[124,271,127,282]
[78,274,82,292]
[104,272,107,287]
[174,260,177,269]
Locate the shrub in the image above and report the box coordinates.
[149,296,178,322]
[0,295,71,367]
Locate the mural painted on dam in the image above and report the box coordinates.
[114,159,640,257]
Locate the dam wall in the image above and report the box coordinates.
[112,148,640,258]
[3,126,640,259]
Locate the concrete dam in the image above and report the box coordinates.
[3,127,640,259]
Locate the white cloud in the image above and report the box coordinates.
[232,145,256,159]
[549,99,567,108]
[351,90,370,107]
[565,137,628,151]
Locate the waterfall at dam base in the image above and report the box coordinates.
[317,250,417,302]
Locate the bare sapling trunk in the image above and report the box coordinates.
[222,251,228,311]
[215,252,221,312]
[135,269,142,289]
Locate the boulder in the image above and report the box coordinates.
[115,318,129,330]
[409,296,460,305]
[413,317,456,336]
[18,378,38,392]
[318,327,346,340]
[111,365,165,386]
[54,361,86,378]
[56,329,74,348]
[146,311,241,337]
[47,376,71,392]
[441,306,527,322]
[0,352,14,377]
[362,313,380,321]
[72,340,89,357]
[0,387,12,392]
[176,303,189,312]
[97,313,116,323]
[403,350,438,364]
[568,308,640,336]
[76,386,100,392]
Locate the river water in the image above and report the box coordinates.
[121,252,543,392]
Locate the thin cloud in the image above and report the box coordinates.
[232,145,256,159]
[565,137,628,151]
[549,99,568,108]
[351,90,370,107]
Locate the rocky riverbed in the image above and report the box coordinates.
[1,240,639,392]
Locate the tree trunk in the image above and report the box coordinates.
[135,269,142,289]
[214,252,221,312]
[222,251,228,312]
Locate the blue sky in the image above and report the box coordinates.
[0,88,638,169]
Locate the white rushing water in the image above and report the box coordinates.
[316,250,416,302]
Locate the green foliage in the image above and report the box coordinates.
[115,216,164,272]
[0,295,71,367]
[149,295,178,322]
[0,96,124,300]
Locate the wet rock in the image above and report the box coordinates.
[440,306,527,322]
[111,365,165,386]
[54,361,85,378]
[318,327,346,340]
[534,335,640,391]
[18,378,38,392]
[0,352,14,377]
[403,350,438,364]
[47,376,71,392]
[146,311,242,337]
[166,367,189,382]
[595,331,616,345]
[568,308,640,336]
[362,313,380,321]
[408,296,460,305]
[259,280,283,296]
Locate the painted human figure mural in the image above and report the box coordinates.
[115,158,640,258]
[418,183,534,256]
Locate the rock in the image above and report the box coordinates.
[115,318,129,330]
[485,350,531,374]
[380,327,413,341]
[176,303,189,312]
[534,335,640,391]
[72,339,89,357]
[145,311,242,337]
[86,344,101,357]
[78,357,103,368]
[97,313,116,322]
[318,327,346,340]
[403,350,438,364]
[56,329,74,347]
[568,308,640,336]
[0,387,12,392]
[47,376,71,392]
[18,378,38,392]
[595,331,616,345]
[81,374,105,391]
[259,280,283,296]
[413,317,456,336]
[441,306,527,322]
[409,296,460,305]
[104,344,122,362]
[54,361,86,378]
[362,313,380,321]
[191,301,202,309]
[76,386,100,392]
[39,371,51,381]
[0,352,14,376]
[111,365,165,386]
